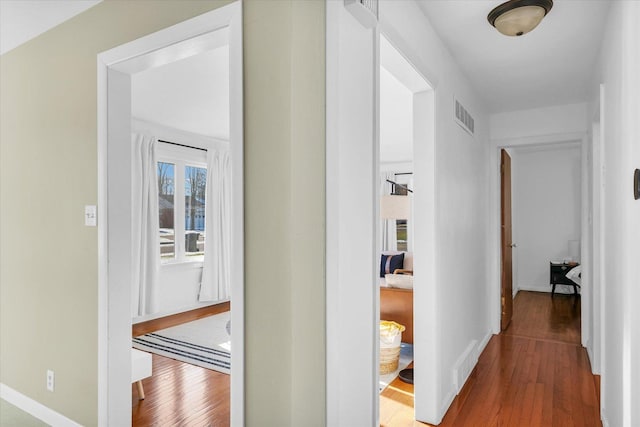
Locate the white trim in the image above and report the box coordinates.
[438,390,456,421]
[327,2,438,424]
[379,14,438,425]
[1,383,82,427]
[597,83,606,415]
[517,284,577,294]
[97,3,243,425]
[99,17,229,74]
[96,47,108,425]
[325,1,379,424]
[227,4,244,425]
[491,131,586,148]
[477,331,493,359]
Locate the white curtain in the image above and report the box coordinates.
[199,149,231,302]
[131,133,160,317]
[380,172,397,251]
[405,175,414,252]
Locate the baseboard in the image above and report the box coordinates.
[439,389,456,423]
[438,333,493,424]
[585,340,601,374]
[601,412,609,427]
[477,331,493,358]
[0,383,81,427]
[517,283,577,294]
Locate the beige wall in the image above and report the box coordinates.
[244,1,326,425]
[0,0,325,424]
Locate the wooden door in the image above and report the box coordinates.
[500,149,513,331]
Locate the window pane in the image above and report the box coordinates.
[185,165,206,260]
[158,162,175,262]
[396,219,408,252]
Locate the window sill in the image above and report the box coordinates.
[160,260,204,269]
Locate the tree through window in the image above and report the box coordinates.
[156,143,207,264]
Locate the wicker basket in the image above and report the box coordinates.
[380,346,401,374]
[379,320,405,375]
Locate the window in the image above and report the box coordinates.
[396,219,408,251]
[184,165,207,258]
[158,162,176,261]
[393,173,412,252]
[157,143,207,264]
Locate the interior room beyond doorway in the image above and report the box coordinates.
[507,142,582,297]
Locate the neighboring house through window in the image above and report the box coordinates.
[157,142,207,264]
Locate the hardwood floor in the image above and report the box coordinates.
[503,291,581,345]
[132,354,230,426]
[132,306,231,426]
[132,292,597,426]
[380,291,601,427]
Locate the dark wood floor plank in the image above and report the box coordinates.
[380,291,601,427]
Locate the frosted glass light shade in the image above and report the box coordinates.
[488,0,553,37]
[381,195,410,220]
[494,5,545,36]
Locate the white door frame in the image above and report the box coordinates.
[325,2,437,424]
[590,85,604,377]
[325,2,379,424]
[96,3,243,425]
[489,133,593,346]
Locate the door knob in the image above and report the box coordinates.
[510,243,517,248]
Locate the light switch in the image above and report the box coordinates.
[85,205,97,226]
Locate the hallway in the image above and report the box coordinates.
[380,291,600,426]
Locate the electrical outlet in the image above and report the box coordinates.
[46,370,54,392]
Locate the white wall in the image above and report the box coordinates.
[511,144,582,293]
[131,45,229,140]
[592,2,640,426]
[380,65,413,163]
[491,103,588,141]
[379,1,491,424]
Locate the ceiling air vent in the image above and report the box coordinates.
[454,98,475,136]
[344,0,378,28]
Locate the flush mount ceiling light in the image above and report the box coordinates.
[488,0,553,37]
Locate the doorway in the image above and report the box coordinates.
[500,149,513,331]
[498,142,585,339]
[377,33,434,421]
[96,4,243,425]
[325,2,437,422]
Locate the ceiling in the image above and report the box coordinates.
[0,1,102,55]
[416,0,612,113]
[132,47,229,140]
[1,0,612,117]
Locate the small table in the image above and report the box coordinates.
[549,262,580,296]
